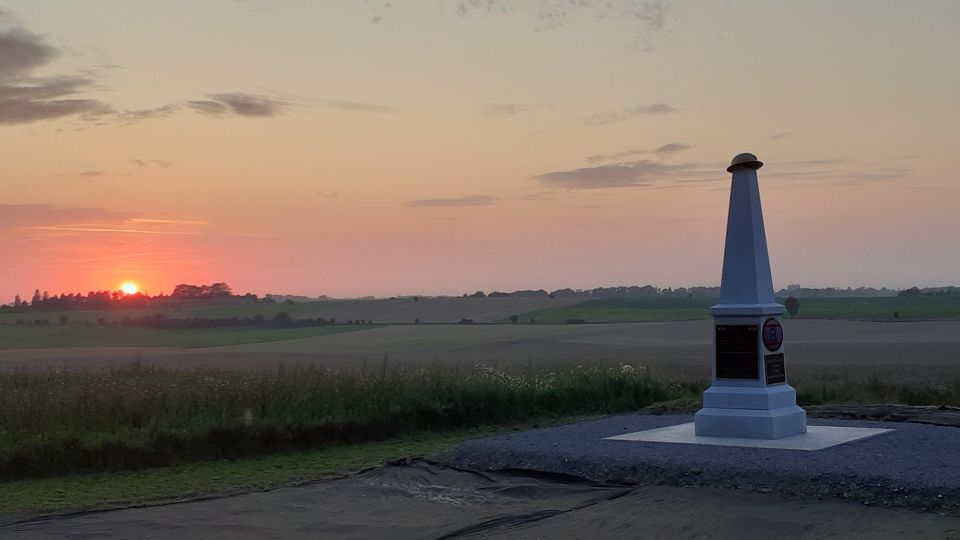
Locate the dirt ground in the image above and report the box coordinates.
[4,461,957,539]
[1,319,958,374]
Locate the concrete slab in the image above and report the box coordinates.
[605,422,892,451]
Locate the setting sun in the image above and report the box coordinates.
[119,282,139,295]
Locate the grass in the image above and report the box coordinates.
[0,363,673,480]
[780,296,960,321]
[0,424,538,518]
[0,300,375,326]
[0,324,375,349]
[520,296,960,323]
[1,361,959,516]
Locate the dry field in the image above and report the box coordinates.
[2,320,958,381]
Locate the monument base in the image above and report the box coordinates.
[695,406,807,439]
[694,384,807,439]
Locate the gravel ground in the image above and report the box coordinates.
[441,415,960,514]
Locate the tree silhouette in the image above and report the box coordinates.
[784,296,799,318]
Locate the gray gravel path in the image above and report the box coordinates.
[441,415,960,514]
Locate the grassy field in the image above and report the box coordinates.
[519,297,715,323]
[0,363,673,480]
[0,424,545,517]
[0,324,375,349]
[520,296,960,323]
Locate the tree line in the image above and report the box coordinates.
[1,283,257,313]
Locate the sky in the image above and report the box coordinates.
[1,0,958,299]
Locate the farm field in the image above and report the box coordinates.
[0,324,372,349]
[0,296,584,326]
[521,295,960,323]
[2,319,959,378]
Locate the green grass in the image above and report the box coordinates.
[0,324,375,349]
[0,425,530,517]
[520,296,960,323]
[780,296,960,321]
[0,363,673,480]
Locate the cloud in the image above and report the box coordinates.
[656,143,690,154]
[187,93,395,118]
[186,99,229,117]
[115,104,179,124]
[130,159,173,167]
[78,171,105,177]
[582,103,677,126]
[0,28,56,78]
[770,132,790,140]
[535,158,909,190]
[0,204,134,231]
[405,195,500,207]
[0,24,115,125]
[315,99,395,113]
[187,93,288,117]
[485,102,549,115]
[536,160,679,189]
[586,142,691,164]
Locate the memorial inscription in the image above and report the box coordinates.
[764,353,786,385]
[715,324,759,379]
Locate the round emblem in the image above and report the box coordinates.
[762,318,783,351]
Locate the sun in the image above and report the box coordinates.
[119,282,140,295]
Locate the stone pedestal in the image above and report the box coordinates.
[694,153,806,440]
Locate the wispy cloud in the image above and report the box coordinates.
[78,170,105,177]
[0,204,134,230]
[27,226,200,236]
[128,218,210,226]
[188,93,396,118]
[535,158,909,190]
[0,16,179,126]
[485,102,550,115]
[582,103,677,126]
[187,93,288,117]
[405,195,500,207]
[315,98,395,113]
[130,159,173,168]
[586,142,691,164]
[115,104,179,124]
[770,132,790,140]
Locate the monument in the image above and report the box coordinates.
[693,152,807,439]
[606,154,892,448]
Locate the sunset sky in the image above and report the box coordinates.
[1,1,958,299]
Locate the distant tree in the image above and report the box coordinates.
[285,299,295,305]
[13,294,21,307]
[459,318,474,324]
[898,287,922,297]
[414,318,420,325]
[893,311,900,319]
[471,291,486,298]
[273,312,292,324]
[509,314,519,324]
[784,296,799,318]
[413,296,419,301]
[31,289,41,306]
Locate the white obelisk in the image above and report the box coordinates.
[694,153,807,439]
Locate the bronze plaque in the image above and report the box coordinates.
[765,353,786,385]
[715,325,759,379]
